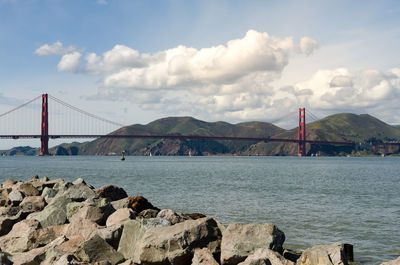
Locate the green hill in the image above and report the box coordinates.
[246,113,400,156]
[74,116,285,155]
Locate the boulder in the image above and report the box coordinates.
[59,183,96,202]
[138,208,159,219]
[295,243,348,265]
[2,179,17,188]
[42,187,58,202]
[381,256,400,265]
[28,224,69,250]
[132,217,223,265]
[72,178,86,185]
[221,223,285,265]
[66,218,101,242]
[69,205,106,225]
[17,182,40,196]
[66,201,86,220]
[156,209,190,225]
[28,195,71,227]
[117,218,171,259]
[91,224,123,250]
[12,235,67,265]
[238,248,294,265]
[95,185,128,201]
[0,219,41,253]
[53,181,73,194]
[74,234,124,265]
[129,195,158,213]
[192,248,219,265]
[106,208,136,227]
[20,196,46,212]
[7,189,24,206]
[111,197,131,210]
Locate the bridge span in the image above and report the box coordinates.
[0,94,398,156]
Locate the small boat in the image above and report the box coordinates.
[189,150,192,157]
[149,152,152,157]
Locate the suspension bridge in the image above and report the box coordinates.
[0,94,398,156]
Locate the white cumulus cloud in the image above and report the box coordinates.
[98,30,315,90]
[35,41,76,56]
[57,52,82,72]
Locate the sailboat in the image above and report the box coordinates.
[149,152,152,157]
[189,150,192,157]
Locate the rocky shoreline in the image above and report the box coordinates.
[0,176,398,265]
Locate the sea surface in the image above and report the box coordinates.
[0,156,399,264]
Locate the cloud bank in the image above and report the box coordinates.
[35,30,400,125]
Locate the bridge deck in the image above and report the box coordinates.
[0,134,359,146]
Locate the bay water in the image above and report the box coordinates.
[0,156,399,264]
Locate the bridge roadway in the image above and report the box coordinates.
[0,134,358,146]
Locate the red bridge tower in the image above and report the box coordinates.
[298,108,306,156]
[40,94,49,156]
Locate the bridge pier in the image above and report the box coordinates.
[40,94,49,156]
[298,108,306,156]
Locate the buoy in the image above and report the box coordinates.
[121,150,125,161]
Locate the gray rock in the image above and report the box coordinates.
[60,183,96,202]
[295,243,348,265]
[42,187,58,202]
[53,181,73,193]
[72,177,86,185]
[106,208,136,227]
[132,217,223,265]
[7,189,24,206]
[74,234,124,265]
[381,256,400,265]
[156,208,190,225]
[192,248,219,265]
[111,197,131,210]
[28,195,71,227]
[117,218,171,259]
[238,248,294,265]
[91,224,123,250]
[221,223,285,265]
[12,235,67,265]
[140,217,171,228]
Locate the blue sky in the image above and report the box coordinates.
[1,0,400,148]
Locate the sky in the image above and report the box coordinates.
[1,0,400,149]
